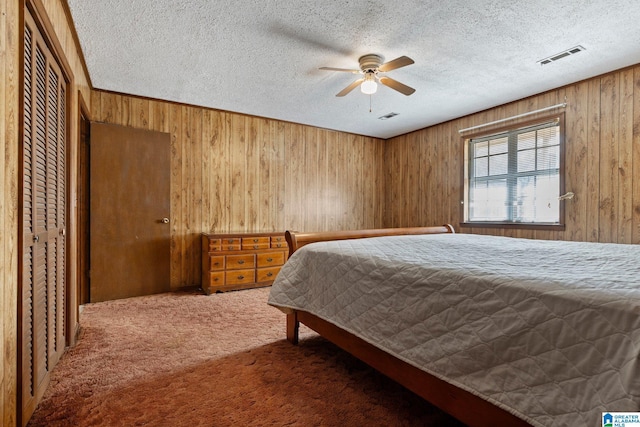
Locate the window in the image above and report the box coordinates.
[463,115,564,228]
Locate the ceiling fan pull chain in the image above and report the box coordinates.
[369,94,372,113]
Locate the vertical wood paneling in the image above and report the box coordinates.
[618,69,634,244]
[303,127,318,230]
[374,138,386,228]
[168,103,182,287]
[0,0,8,420]
[442,121,456,227]
[385,65,640,246]
[229,114,246,232]
[219,112,232,232]
[407,132,420,226]
[149,99,169,133]
[350,135,364,229]
[286,124,304,232]
[325,130,339,230]
[91,63,640,289]
[271,120,285,231]
[634,68,640,244]
[362,136,383,229]
[257,118,270,231]
[245,117,258,230]
[91,90,388,287]
[586,78,601,242]
[201,110,212,233]
[186,107,202,284]
[599,74,619,243]
[565,81,589,242]
[130,97,149,130]
[2,0,19,423]
[385,134,405,227]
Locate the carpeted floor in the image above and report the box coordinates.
[28,287,467,426]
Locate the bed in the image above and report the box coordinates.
[267,225,640,427]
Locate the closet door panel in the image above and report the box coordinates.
[20,8,68,425]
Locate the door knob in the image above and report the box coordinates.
[161,218,170,224]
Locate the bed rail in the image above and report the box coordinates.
[284,224,455,257]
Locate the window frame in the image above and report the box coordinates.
[460,113,566,230]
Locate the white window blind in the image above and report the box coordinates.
[466,119,562,224]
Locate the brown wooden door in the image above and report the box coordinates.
[21,9,68,424]
[89,123,171,302]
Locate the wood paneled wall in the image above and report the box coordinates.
[2,0,20,424]
[384,65,640,245]
[90,90,386,288]
[2,2,638,423]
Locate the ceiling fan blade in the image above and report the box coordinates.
[336,78,364,97]
[379,76,416,96]
[378,56,414,72]
[319,67,360,73]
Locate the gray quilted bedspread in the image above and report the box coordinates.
[267,233,640,427]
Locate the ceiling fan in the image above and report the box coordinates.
[320,54,416,97]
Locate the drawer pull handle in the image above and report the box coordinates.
[213,277,219,281]
[238,275,244,280]
[227,246,234,250]
[253,239,259,243]
[238,260,245,264]
[214,262,219,266]
[253,245,259,249]
[267,272,273,277]
[266,257,273,262]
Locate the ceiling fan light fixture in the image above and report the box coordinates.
[361,73,377,94]
[320,54,414,97]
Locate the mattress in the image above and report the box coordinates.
[268,233,640,427]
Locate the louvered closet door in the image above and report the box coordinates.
[21,9,67,424]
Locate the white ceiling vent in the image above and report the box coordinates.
[538,45,586,65]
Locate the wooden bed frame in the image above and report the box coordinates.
[283,225,532,427]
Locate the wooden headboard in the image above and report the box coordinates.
[284,224,455,257]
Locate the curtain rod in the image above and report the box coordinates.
[458,102,567,134]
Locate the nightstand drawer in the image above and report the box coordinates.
[226,254,255,269]
[257,266,281,282]
[225,269,255,285]
[257,252,285,267]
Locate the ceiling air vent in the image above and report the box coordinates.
[537,45,585,65]
[378,112,399,120]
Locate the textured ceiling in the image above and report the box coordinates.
[67,0,640,139]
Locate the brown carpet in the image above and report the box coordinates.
[28,288,467,427]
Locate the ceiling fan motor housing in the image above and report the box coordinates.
[359,54,384,72]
